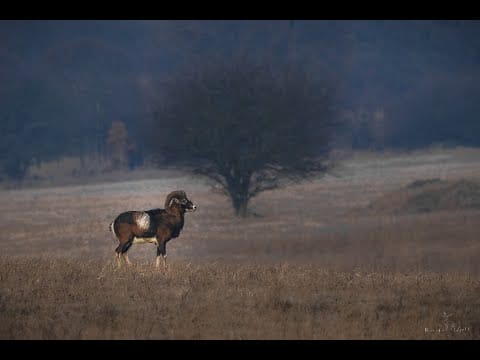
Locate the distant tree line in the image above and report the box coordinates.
[335,72,480,151]
[0,35,146,179]
[1,20,480,180]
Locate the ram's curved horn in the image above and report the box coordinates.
[165,190,187,209]
[169,197,180,207]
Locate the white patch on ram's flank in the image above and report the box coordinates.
[134,212,150,231]
[133,236,158,245]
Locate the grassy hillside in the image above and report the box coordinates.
[1,147,480,339]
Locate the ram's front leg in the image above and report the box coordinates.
[156,241,167,270]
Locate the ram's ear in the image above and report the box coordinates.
[168,197,180,207]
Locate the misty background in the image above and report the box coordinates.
[1,20,480,181]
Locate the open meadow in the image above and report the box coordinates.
[1,147,480,339]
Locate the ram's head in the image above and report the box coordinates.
[165,190,197,212]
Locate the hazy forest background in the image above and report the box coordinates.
[2,20,480,183]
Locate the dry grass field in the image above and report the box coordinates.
[1,146,480,339]
[1,258,479,339]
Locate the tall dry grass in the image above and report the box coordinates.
[0,257,478,339]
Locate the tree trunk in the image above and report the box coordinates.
[234,200,249,218]
[225,171,251,218]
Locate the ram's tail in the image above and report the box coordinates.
[109,221,117,242]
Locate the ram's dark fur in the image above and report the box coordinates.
[109,190,196,269]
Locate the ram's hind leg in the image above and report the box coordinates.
[123,253,132,265]
[114,245,123,268]
[121,239,134,266]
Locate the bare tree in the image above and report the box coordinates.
[146,57,338,217]
[107,120,135,170]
